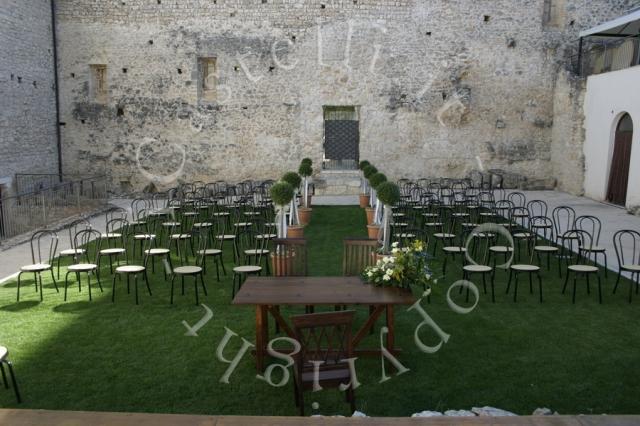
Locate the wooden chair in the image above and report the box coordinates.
[272,238,308,277]
[342,238,378,276]
[291,310,356,416]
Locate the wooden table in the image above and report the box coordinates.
[232,276,416,372]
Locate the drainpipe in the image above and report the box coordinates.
[50,0,63,181]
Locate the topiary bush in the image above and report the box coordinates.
[301,158,312,166]
[270,181,294,206]
[298,161,313,177]
[281,171,302,189]
[363,165,378,179]
[368,172,387,189]
[359,160,370,170]
[376,181,401,206]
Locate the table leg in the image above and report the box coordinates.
[386,305,395,350]
[255,305,268,373]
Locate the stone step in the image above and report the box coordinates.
[313,170,363,196]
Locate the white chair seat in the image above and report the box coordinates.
[100,248,125,255]
[422,213,438,217]
[463,265,492,273]
[452,213,469,218]
[534,246,558,252]
[443,246,466,253]
[234,222,252,227]
[511,264,540,272]
[174,266,203,274]
[102,232,122,238]
[21,263,51,272]
[395,233,416,238]
[568,265,599,273]
[622,264,640,272]
[513,232,532,238]
[171,234,191,239]
[134,234,155,240]
[60,248,84,256]
[392,213,405,217]
[393,222,408,227]
[162,222,181,227]
[129,220,146,226]
[472,232,495,238]
[244,249,270,255]
[193,222,212,228]
[68,263,97,272]
[145,248,170,255]
[116,265,145,273]
[233,265,262,273]
[199,249,222,255]
[256,234,277,240]
[183,212,198,216]
[425,222,443,227]
[244,212,260,216]
[490,246,513,253]
[434,233,455,239]
[212,212,230,216]
[216,234,236,240]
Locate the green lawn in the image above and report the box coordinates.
[0,205,639,416]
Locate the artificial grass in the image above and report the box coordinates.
[0,205,639,416]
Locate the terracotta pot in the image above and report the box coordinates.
[271,252,294,277]
[367,224,381,240]
[359,194,370,208]
[298,207,312,226]
[287,225,304,238]
[365,207,375,225]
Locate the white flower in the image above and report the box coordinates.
[367,271,373,277]
[392,242,399,248]
[422,288,432,297]
[383,256,393,264]
[391,248,400,254]
[383,275,391,281]
[424,273,431,281]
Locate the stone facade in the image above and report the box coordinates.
[2,0,638,194]
[0,0,59,195]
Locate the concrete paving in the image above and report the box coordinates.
[0,192,638,283]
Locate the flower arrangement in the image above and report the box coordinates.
[362,241,433,290]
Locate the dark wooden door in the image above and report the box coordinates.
[323,106,359,170]
[607,114,634,206]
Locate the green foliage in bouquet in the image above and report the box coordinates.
[362,241,433,290]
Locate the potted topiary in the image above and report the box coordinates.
[376,181,401,254]
[281,171,304,238]
[298,159,313,225]
[366,172,387,239]
[270,181,294,238]
[358,160,371,208]
[269,181,295,275]
[362,165,378,225]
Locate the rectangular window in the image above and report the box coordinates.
[90,64,108,103]
[199,57,217,101]
[542,0,565,28]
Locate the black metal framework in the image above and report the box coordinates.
[323,106,359,170]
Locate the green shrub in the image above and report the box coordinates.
[368,172,387,189]
[359,160,370,170]
[363,165,378,179]
[301,158,312,166]
[298,162,313,177]
[376,181,401,206]
[270,181,294,206]
[281,171,302,189]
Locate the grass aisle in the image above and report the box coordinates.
[0,205,639,416]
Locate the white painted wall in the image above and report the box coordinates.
[583,65,640,210]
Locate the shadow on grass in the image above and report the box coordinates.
[52,301,94,313]
[0,300,41,311]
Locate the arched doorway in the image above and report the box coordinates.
[607,113,633,206]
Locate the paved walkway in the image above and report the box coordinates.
[0,192,638,283]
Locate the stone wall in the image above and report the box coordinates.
[53,0,636,192]
[0,0,59,195]
[550,69,586,195]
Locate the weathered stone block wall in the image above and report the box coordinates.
[54,0,636,192]
[0,0,59,194]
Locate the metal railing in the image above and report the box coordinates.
[571,34,640,77]
[0,175,108,242]
[322,159,358,170]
